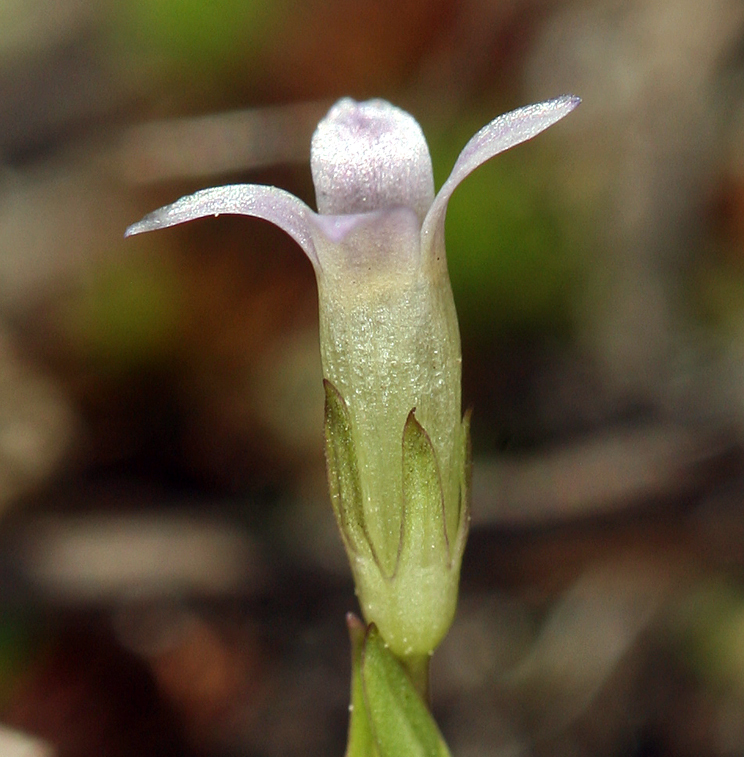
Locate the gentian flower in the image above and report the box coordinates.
[126,95,580,658]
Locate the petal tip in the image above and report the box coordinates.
[124,210,169,238]
[551,94,582,116]
[124,220,146,238]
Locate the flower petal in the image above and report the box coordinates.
[125,184,319,268]
[311,98,435,223]
[421,95,581,247]
[310,207,422,283]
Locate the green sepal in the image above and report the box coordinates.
[399,410,450,572]
[361,624,452,757]
[324,379,374,560]
[345,614,378,757]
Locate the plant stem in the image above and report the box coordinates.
[400,653,430,703]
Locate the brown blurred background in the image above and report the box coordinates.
[2,0,744,755]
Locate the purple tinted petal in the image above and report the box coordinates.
[421,95,581,246]
[311,98,435,222]
[125,184,319,268]
[310,207,422,278]
[311,213,366,245]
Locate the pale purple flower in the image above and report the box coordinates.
[127,95,580,656]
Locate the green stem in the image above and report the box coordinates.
[346,615,376,757]
[399,653,430,703]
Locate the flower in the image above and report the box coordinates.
[126,95,580,657]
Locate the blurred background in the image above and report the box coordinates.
[2,0,744,754]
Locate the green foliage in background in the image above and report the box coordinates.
[62,253,184,373]
[0,617,37,708]
[674,579,744,694]
[691,258,744,333]
[113,0,285,76]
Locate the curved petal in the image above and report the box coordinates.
[421,95,581,247]
[125,184,319,269]
[311,98,435,223]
